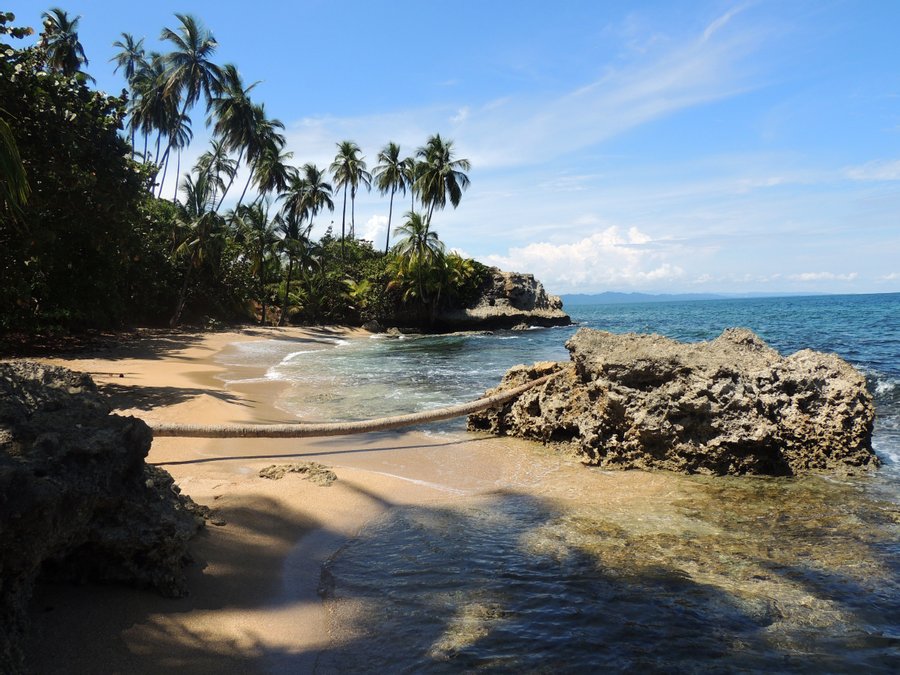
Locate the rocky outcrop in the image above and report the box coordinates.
[468,328,878,476]
[0,362,203,672]
[435,268,571,330]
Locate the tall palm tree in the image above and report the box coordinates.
[40,8,89,77]
[280,163,334,231]
[330,140,370,252]
[373,142,408,254]
[252,146,294,205]
[349,162,372,239]
[208,63,259,209]
[130,52,171,165]
[402,156,420,213]
[164,113,194,200]
[231,202,279,324]
[234,103,285,209]
[159,14,221,175]
[110,33,146,157]
[170,170,224,326]
[274,210,309,326]
[416,134,470,225]
[196,139,236,206]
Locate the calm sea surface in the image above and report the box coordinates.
[219,293,900,672]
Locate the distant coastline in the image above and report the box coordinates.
[559,290,900,306]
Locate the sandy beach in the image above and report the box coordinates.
[19,326,640,673]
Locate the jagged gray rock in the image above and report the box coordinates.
[468,328,878,476]
[0,361,203,672]
[436,268,570,330]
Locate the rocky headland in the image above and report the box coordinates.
[0,362,203,672]
[434,268,571,331]
[468,327,878,475]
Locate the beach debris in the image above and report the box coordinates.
[0,361,203,672]
[258,462,337,486]
[468,328,878,476]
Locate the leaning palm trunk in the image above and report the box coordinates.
[384,185,395,254]
[152,373,555,438]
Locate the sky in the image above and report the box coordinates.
[8,0,900,295]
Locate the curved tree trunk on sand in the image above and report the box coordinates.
[151,373,556,438]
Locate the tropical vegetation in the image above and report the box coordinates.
[0,8,487,340]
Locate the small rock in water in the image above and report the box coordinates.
[258,462,337,486]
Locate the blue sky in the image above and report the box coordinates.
[8,0,900,295]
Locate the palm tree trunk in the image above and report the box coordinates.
[158,146,172,198]
[340,182,348,260]
[216,148,245,211]
[235,168,255,210]
[279,255,294,326]
[170,263,192,327]
[385,185,395,254]
[173,150,181,202]
[350,189,356,239]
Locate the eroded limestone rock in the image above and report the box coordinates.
[0,361,203,672]
[468,328,878,476]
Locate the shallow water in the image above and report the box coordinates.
[215,293,900,671]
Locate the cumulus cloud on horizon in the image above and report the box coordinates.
[484,226,685,293]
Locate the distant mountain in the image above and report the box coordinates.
[560,292,727,305]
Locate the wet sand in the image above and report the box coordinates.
[19,326,656,673]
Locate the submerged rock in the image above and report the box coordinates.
[468,328,878,476]
[0,361,203,672]
[435,268,571,330]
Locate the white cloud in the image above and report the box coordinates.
[880,272,900,281]
[788,272,858,282]
[484,226,684,292]
[844,160,900,182]
[360,214,388,247]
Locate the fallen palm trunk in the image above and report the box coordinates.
[151,373,556,438]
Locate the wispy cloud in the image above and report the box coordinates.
[844,159,900,182]
[788,272,859,282]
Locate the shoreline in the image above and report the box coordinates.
[16,325,583,672]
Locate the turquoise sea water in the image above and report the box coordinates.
[220,293,900,672]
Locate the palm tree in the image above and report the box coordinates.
[170,170,224,326]
[40,8,89,77]
[330,140,370,254]
[164,113,194,200]
[110,32,146,157]
[402,156,420,213]
[392,210,445,310]
[280,163,334,231]
[252,145,294,205]
[208,63,259,209]
[231,202,279,324]
[159,14,221,174]
[274,210,307,325]
[233,104,285,209]
[196,139,236,206]
[415,133,470,225]
[373,142,408,254]
[130,52,172,165]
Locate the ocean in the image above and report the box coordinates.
[218,292,899,672]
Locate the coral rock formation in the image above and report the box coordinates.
[468,328,878,476]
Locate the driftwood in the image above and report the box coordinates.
[151,373,555,439]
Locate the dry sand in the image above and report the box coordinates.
[20,326,673,673]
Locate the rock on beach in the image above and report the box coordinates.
[468,328,878,476]
[0,361,203,672]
